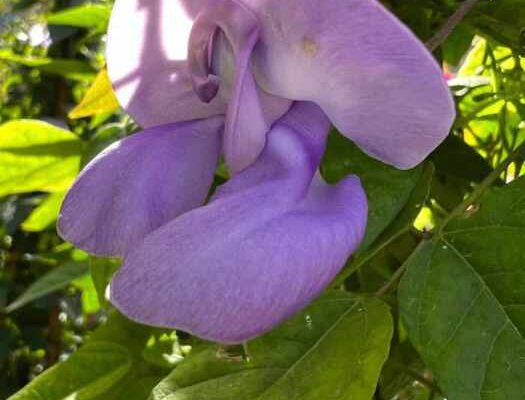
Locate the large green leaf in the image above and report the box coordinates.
[0,120,83,196]
[151,293,392,400]
[321,130,423,250]
[399,177,525,400]
[8,312,167,400]
[5,261,89,313]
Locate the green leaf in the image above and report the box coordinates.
[47,4,111,32]
[333,162,434,286]
[5,261,89,313]
[470,0,525,51]
[72,274,101,314]
[0,49,96,81]
[8,312,167,400]
[399,177,525,400]
[81,123,124,167]
[431,135,493,184]
[0,120,82,197]
[151,293,392,400]
[443,23,475,66]
[70,69,120,119]
[21,192,65,232]
[321,130,423,250]
[90,257,121,308]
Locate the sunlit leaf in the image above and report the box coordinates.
[69,69,120,119]
[47,4,111,32]
[90,257,121,308]
[21,192,65,232]
[0,49,96,81]
[0,120,82,196]
[72,274,100,314]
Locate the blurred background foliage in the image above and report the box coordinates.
[0,0,523,399]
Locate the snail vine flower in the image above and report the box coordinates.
[58,0,454,343]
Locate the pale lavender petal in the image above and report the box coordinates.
[110,103,368,343]
[189,0,291,174]
[248,0,455,169]
[58,117,224,257]
[106,0,226,128]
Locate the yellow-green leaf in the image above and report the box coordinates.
[69,69,120,119]
[22,192,66,232]
[0,120,83,196]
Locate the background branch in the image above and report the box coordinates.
[426,0,480,51]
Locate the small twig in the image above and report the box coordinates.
[332,226,411,287]
[375,260,410,297]
[426,0,480,51]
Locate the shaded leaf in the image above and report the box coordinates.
[81,123,124,167]
[5,262,89,313]
[469,0,525,51]
[333,162,434,286]
[321,130,423,250]
[399,177,525,400]
[7,312,167,400]
[431,135,493,184]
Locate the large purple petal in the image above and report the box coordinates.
[106,0,226,128]
[110,103,368,343]
[58,117,224,257]
[247,0,455,169]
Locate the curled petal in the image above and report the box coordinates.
[58,117,224,257]
[249,0,455,169]
[190,0,291,174]
[110,103,368,343]
[107,0,226,127]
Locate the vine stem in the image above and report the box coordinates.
[331,226,410,287]
[375,142,525,297]
[425,0,480,51]
[375,256,411,297]
[438,142,525,233]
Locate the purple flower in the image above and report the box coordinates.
[58,0,454,343]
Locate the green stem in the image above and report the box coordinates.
[332,226,410,287]
[438,142,525,233]
[375,260,410,297]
